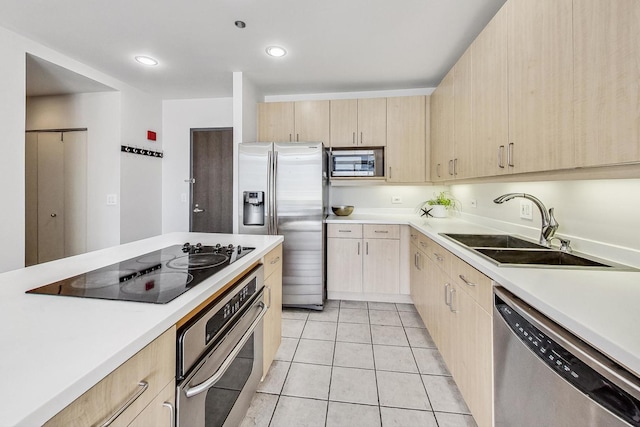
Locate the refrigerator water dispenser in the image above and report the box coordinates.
[243,191,264,226]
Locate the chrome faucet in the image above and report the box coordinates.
[493,193,559,247]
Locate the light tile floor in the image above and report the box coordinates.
[241,300,477,427]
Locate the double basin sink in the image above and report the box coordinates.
[440,233,634,270]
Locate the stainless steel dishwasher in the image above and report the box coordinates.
[494,287,640,426]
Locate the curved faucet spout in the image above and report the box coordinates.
[492,193,558,247]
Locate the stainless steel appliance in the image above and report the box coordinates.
[330,148,384,177]
[494,287,640,426]
[26,243,254,304]
[176,265,266,427]
[238,142,327,309]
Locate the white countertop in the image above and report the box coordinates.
[0,232,283,427]
[329,212,640,378]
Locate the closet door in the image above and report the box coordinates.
[37,133,65,263]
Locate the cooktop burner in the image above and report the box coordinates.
[26,243,254,304]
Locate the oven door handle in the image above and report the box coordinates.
[184,300,268,398]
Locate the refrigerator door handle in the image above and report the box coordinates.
[273,150,279,235]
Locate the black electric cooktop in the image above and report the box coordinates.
[26,243,254,304]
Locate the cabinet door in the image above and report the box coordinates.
[327,237,363,293]
[263,263,283,375]
[128,380,175,427]
[453,49,474,179]
[358,98,387,146]
[472,4,509,177]
[257,102,295,142]
[294,100,330,144]
[363,238,399,294]
[430,69,455,181]
[507,0,574,173]
[330,99,358,147]
[386,96,426,183]
[574,0,640,167]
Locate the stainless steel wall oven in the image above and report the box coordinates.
[176,265,267,427]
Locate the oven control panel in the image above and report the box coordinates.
[205,278,257,345]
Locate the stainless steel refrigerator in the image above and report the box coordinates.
[238,142,328,309]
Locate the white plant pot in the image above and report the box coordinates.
[429,205,448,218]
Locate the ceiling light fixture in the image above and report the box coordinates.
[235,20,246,28]
[266,46,287,58]
[135,56,158,66]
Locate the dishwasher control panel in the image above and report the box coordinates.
[496,296,640,426]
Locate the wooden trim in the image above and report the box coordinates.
[175,261,261,329]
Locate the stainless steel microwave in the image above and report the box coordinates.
[330,148,384,177]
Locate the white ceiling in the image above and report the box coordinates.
[1,0,506,99]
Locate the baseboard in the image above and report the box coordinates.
[327,291,413,304]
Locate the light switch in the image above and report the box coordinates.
[391,196,402,204]
[106,194,117,205]
[181,193,188,203]
[519,199,533,220]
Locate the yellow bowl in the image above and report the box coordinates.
[332,205,354,216]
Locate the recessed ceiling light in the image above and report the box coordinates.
[235,20,246,28]
[135,56,158,66]
[266,46,287,58]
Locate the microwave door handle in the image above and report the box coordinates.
[184,300,268,398]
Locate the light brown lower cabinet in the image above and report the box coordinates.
[44,327,176,427]
[128,380,176,427]
[409,231,493,427]
[262,244,283,376]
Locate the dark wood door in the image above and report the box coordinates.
[190,128,233,233]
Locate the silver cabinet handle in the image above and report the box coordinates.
[338,229,352,233]
[289,133,292,142]
[449,288,458,313]
[162,402,175,427]
[270,256,280,265]
[50,213,57,217]
[266,285,272,308]
[360,132,363,145]
[498,145,505,168]
[357,242,360,255]
[185,301,268,398]
[100,381,149,426]
[374,230,388,234]
[296,133,299,142]
[444,283,451,306]
[365,241,369,255]
[352,132,356,145]
[389,167,392,179]
[436,163,441,178]
[448,159,454,176]
[453,158,458,176]
[433,253,444,262]
[414,253,418,268]
[508,143,514,167]
[417,252,422,271]
[458,274,476,287]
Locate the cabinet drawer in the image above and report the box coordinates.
[263,244,283,279]
[363,224,400,239]
[327,223,363,238]
[452,256,493,314]
[45,327,176,427]
[128,379,175,427]
[427,240,452,275]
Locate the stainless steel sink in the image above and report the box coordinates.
[441,233,546,249]
[439,233,636,270]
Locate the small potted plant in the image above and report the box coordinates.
[421,192,458,218]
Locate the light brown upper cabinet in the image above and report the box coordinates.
[472,4,509,177]
[430,68,455,181]
[257,101,330,144]
[452,48,474,179]
[330,98,387,147]
[573,0,640,167]
[386,96,427,183]
[506,0,574,173]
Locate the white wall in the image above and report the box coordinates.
[450,179,640,265]
[0,25,163,272]
[161,98,234,233]
[329,184,447,213]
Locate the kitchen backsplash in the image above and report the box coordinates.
[329,184,448,211]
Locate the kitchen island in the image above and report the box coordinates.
[0,232,283,427]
